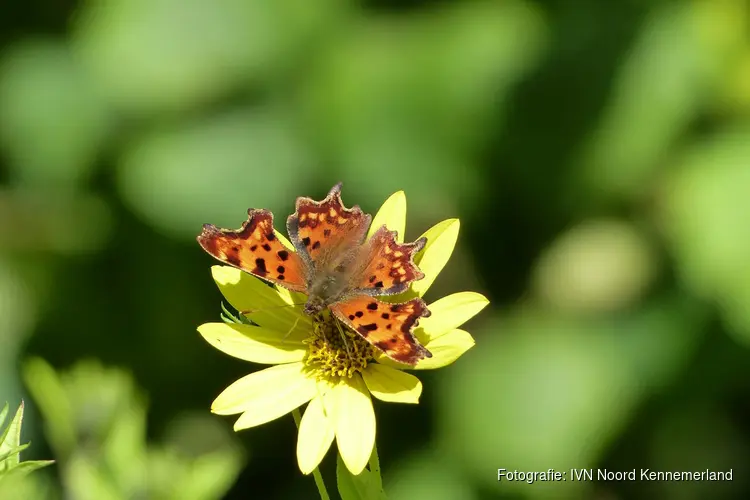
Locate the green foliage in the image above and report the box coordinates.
[0,402,54,495]
[22,359,244,500]
[2,0,750,498]
[337,453,386,500]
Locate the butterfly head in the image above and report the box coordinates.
[303,295,327,315]
[303,267,351,316]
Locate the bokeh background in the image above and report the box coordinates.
[2,0,750,498]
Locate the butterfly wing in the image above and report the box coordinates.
[348,225,426,296]
[330,295,432,365]
[198,209,308,293]
[286,182,372,272]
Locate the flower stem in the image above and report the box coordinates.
[369,442,384,492]
[292,408,330,500]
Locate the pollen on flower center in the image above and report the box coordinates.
[303,311,375,379]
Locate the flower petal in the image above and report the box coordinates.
[413,329,475,370]
[211,265,311,337]
[418,292,489,342]
[324,375,375,475]
[211,363,315,426]
[275,230,295,251]
[197,322,306,364]
[374,328,476,371]
[368,190,406,242]
[362,364,422,404]
[297,396,335,475]
[411,219,460,297]
[274,284,309,313]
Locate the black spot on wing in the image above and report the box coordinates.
[277,250,289,261]
[302,237,311,247]
[250,245,258,251]
[266,232,276,241]
[226,253,241,267]
[253,258,268,276]
[355,311,364,318]
[358,323,378,335]
[374,281,384,288]
[374,340,390,351]
[262,243,272,252]
[277,266,285,274]
[312,241,321,250]
[323,229,331,237]
[381,313,390,319]
[367,303,378,311]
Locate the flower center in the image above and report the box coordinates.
[304,311,375,379]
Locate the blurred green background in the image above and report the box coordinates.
[2,0,750,498]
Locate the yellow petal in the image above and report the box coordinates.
[413,329,475,370]
[418,292,489,342]
[211,363,315,424]
[274,283,309,312]
[275,231,295,251]
[197,322,306,364]
[211,265,311,337]
[374,328,476,370]
[411,219,460,297]
[297,396,335,475]
[324,375,375,475]
[368,190,406,242]
[361,364,422,404]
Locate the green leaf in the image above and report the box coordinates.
[0,469,52,500]
[169,450,244,500]
[22,357,77,456]
[661,126,750,344]
[336,454,387,500]
[0,443,30,466]
[3,460,54,477]
[117,107,309,240]
[0,402,54,482]
[100,394,148,496]
[66,454,120,500]
[0,40,113,191]
[0,402,24,471]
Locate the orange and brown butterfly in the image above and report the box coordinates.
[196,183,432,365]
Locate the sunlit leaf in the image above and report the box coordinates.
[118,108,310,239]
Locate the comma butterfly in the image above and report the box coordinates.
[197,183,432,365]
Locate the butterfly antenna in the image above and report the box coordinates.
[334,317,353,360]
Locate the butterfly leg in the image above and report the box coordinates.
[281,316,301,342]
[333,316,353,360]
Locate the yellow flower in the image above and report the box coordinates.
[197,190,488,475]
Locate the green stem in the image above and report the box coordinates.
[292,408,330,500]
[369,442,384,492]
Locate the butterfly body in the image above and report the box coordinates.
[198,183,432,365]
[304,277,346,315]
[301,251,357,314]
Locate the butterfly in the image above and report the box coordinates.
[197,183,433,365]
